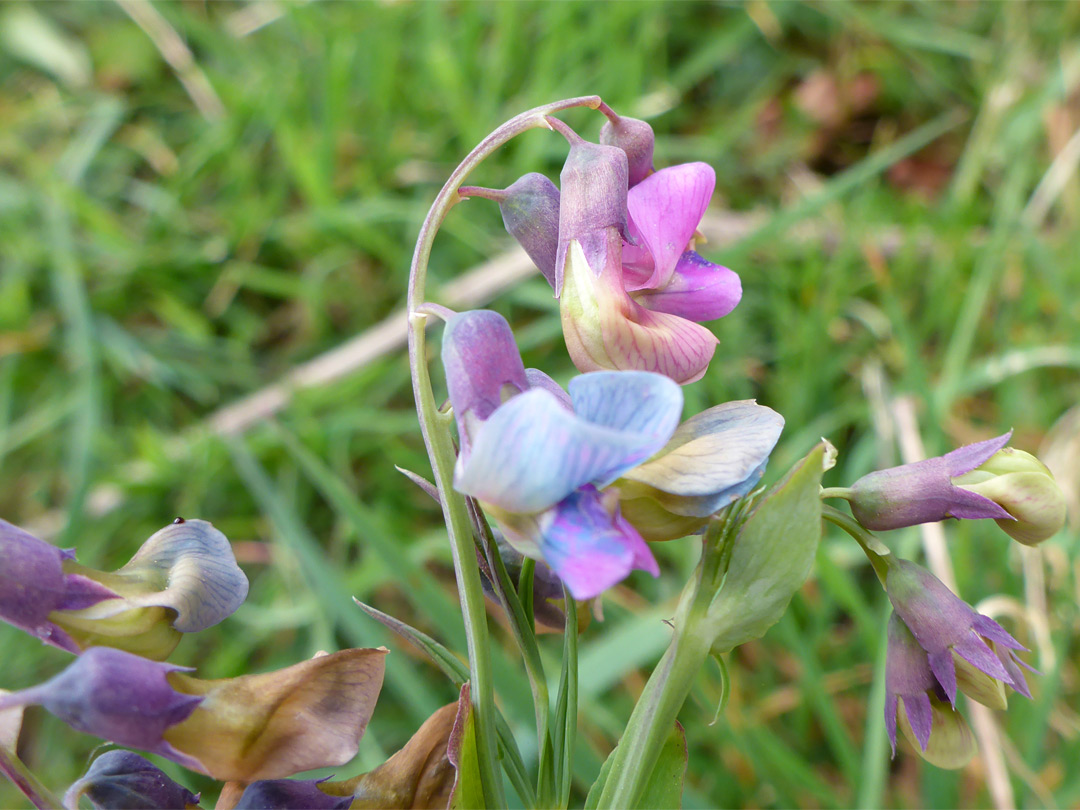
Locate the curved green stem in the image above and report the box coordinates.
[820,486,854,500]
[594,521,728,808]
[821,503,892,587]
[405,96,602,808]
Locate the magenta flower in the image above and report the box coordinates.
[554,123,740,384]
[463,119,740,385]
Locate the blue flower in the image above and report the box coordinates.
[442,309,782,598]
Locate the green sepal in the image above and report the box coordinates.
[707,444,825,652]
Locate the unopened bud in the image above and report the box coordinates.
[599,110,655,187]
[460,173,560,287]
[953,448,1067,545]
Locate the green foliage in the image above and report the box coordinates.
[709,444,824,653]
[1,2,1078,808]
[584,722,687,810]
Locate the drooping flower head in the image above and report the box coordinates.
[884,614,976,769]
[462,110,741,385]
[885,559,1033,706]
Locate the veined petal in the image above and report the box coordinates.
[568,370,682,465]
[538,486,658,600]
[560,234,718,385]
[456,388,673,513]
[632,251,742,322]
[79,519,249,634]
[626,163,715,289]
[621,401,784,516]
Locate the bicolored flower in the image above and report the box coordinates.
[889,561,1032,712]
[64,750,201,810]
[615,400,784,541]
[849,432,1066,544]
[464,117,740,385]
[0,646,386,782]
[444,309,670,599]
[553,121,740,384]
[0,518,248,660]
[443,309,782,597]
[951,446,1067,545]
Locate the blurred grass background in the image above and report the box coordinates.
[1,2,1078,808]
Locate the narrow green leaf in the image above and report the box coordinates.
[708,444,825,652]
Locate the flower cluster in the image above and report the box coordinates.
[462,110,740,385]
[442,308,782,599]
[0,97,1070,810]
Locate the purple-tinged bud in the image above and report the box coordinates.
[883,612,978,769]
[233,779,350,810]
[599,110,655,187]
[547,116,629,297]
[64,751,201,810]
[461,174,560,287]
[0,647,387,782]
[885,560,1033,709]
[848,432,1016,531]
[0,518,117,653]
[952,447,1067,545]
[0,647,203,769]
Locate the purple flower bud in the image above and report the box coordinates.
[599,111,655,187]
[547,116,629,298]
[884,612,941,756]
[0,519,117,653]
[234,779,350,810]
[461,174,561,286]
[64,750,201,810]
[885,560,1033,709]
[849,432,1015,531]
[0,647,203,770]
